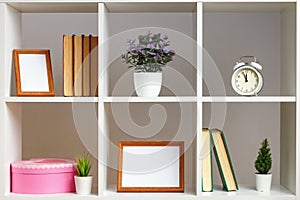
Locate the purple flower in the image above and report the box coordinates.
[147,51,156,56]
[163,46,170,53]
[122,33,176,72]
[147,44,155,49]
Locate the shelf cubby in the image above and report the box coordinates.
[22,103,99,195]
[203,102,296,197]
[0,2,99,197]
[100,2,198,97]
[202,2,296,97]
[102,102,197,195]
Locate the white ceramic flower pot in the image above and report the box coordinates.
[134,72,162,97]
[74,176,93,195]
[255,173,272,192]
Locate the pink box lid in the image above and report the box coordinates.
[11,158,77,174]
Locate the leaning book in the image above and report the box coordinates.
[211,129,238,191]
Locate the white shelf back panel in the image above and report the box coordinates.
[107,12,197,96]
[203,12,282,96]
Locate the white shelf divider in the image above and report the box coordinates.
[4,96,295,103]
[5,185,295,200]
[103,96,197,103]
[198,185,295,200]
[2,3,22,196]
[296,1,300,197]
[196,1,203,196]
[98,2,109,196]
[101,184,294,200]
[202,96,296,103]
[9,193,99,200]
[5,97,98,103]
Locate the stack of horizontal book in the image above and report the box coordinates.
[202,128,238,192]
[63,34,98,97]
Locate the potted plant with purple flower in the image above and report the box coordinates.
[122,32,176,97]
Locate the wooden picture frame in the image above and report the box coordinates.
[13,49,54,96]
[117,141,184,192]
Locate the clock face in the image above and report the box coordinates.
[231,66,263,96]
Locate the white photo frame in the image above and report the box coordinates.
[117,141,184,192]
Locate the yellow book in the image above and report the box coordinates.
[202,128,213,192]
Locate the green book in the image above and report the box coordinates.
[202,128,213,192]
[211,129,238,191]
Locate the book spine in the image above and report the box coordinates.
[63,35,73,96]
[202,128,213,192]
[220,131,239,190]
[83,35,91,96]
[209,129,213,191]
[90,35,98,97]
[74,35,83,96]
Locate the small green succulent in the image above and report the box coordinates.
[76,153,92,177]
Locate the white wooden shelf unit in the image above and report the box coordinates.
[0,1,298,200]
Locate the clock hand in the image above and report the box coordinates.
[242,72,247,82]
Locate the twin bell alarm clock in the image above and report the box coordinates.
[231,56,263,96]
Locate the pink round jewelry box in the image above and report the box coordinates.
[11,158,77,194]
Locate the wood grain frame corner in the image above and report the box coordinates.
[13,49,55,96]
[117,141,184,193]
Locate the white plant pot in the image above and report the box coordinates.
[74,176,93,195]
[255,173,272,192]
[134,72,162,97]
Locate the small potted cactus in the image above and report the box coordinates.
[74,153,92,195]
[254,138,272,192]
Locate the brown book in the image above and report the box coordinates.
[211,129,238,191]
[83,35,91,96]
[74,35,83,96]
[90,36,98,97]
[63,35,73,96]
